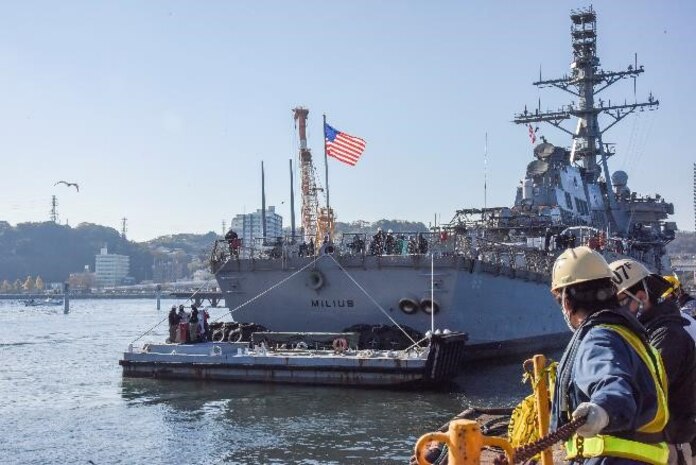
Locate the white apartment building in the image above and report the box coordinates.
[230,206,283,251]
[95,247,130,287]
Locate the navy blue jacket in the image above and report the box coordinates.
[552,308,663,465]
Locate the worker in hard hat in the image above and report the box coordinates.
[551,247,669,465]
[663,274,696,317]
[662,274,696,342]
[610,259,696,464]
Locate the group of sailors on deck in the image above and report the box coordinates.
[167,304,210,344]
[365,228,429,256]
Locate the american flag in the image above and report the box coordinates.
[528,124,538,144]
[324,123,366,166]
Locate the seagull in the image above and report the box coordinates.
[55,180,79,192]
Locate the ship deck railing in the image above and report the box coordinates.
[209,228,673,277]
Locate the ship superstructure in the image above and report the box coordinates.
[211,8,675,360]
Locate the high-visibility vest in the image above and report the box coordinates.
[565,324,669,465]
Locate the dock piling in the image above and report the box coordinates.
[63,282,70,314]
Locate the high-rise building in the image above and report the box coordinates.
[95,247,130,287]
[230,206,283,252]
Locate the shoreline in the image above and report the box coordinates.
[0,293,179,300]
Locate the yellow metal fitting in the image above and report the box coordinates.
[530,354,553,465]
[414,419,514,465]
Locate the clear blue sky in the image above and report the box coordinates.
[1,0,694,241]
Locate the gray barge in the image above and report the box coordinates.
[119,332,468,388]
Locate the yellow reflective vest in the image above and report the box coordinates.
[565,324,669,465]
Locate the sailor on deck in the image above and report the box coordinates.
[550,246,669,465]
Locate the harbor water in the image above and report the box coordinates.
[0,299,545,465]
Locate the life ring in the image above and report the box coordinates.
[332,337,348,353]
[398,297,420,314]
[308,270,325,290]
[211,330,226,343]
[420,298,440,315]
[227,328,243,343]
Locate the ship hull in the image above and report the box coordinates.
[215,254,569,360]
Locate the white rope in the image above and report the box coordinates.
[326,254,418,346]
[211,253,325,322]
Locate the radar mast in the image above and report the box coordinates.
[514,6,658,203]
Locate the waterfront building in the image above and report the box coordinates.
[95,247,130,287]
[230,206,283,252]
[69,266,96,292]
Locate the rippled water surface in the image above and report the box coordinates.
[0,299,539,465]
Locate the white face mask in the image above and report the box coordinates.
[622,280,649,317]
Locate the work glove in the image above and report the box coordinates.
[572,402,609,437]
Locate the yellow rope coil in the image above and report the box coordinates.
[507,361,557,453]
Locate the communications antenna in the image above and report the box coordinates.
[49,195,59,223]
[513,6,658,222]
[121,217,127,239]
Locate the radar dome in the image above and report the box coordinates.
[611,170,628,187]
[534,143,556,160]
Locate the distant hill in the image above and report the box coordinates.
[0,219,431,284]
[145,232,219,257]
[282,219,429,237]
[667,230,696,255]
[335,219,429,236]
[0,221,154,283]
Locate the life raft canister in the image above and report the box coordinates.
[420,298,440,315]
[332,337,349,353]
[308,270,325,290]
[398,297,420,314]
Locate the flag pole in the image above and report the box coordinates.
[323,114,330,213]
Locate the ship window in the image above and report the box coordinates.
[575,198,588,215]
[565,192,573,210]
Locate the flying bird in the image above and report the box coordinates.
[55,181,79,192]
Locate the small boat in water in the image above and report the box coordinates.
[119,330,467,388]
[23,297,63,307]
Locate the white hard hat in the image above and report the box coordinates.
[608,259,651,294]
[551,246,613,291]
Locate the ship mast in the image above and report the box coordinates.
[514,6,658,213]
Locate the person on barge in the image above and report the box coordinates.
[550,246,669,465]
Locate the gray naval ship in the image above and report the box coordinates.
[210,7,675,360]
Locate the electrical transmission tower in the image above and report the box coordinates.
[49,196,59,223]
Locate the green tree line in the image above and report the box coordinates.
[0,221,153,283]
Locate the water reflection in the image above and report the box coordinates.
[118,354,555,464]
